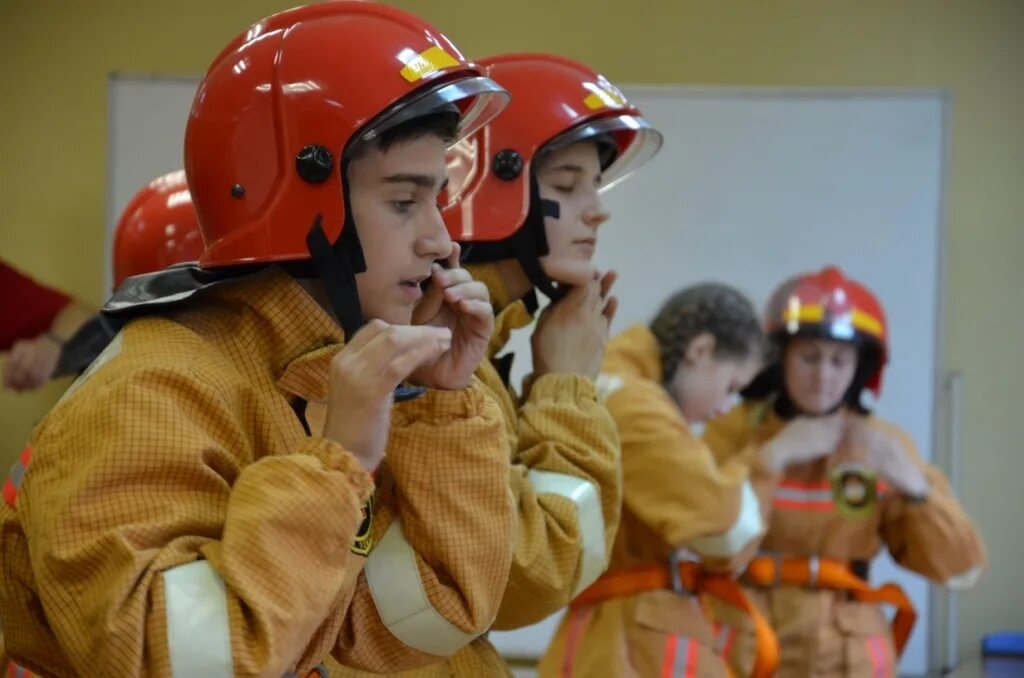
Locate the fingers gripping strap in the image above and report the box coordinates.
[164,561,233,678]
[527,469,607,595]
[305,217,424,402]
[364,520,481,656]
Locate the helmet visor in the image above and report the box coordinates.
[540,114,663,192]
[350,75,509,206]
[354,75,508,150]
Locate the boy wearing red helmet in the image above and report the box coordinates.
[0,4,516,676]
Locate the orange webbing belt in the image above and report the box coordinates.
[744,555,917,657]
[571,562,780,678]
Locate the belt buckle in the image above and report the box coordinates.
[808,555,820,587]
[668,550,690,596]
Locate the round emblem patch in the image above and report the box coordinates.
[830,463,878,519]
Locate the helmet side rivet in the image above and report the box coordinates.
[296,144,335,184]
[492,149,523,181]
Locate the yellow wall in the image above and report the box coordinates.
[1,0,1021,662]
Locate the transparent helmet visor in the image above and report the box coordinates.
[540,114,664,192]
[352,75,509,207]
[354,76,508,149]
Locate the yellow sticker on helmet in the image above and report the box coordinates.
[399,46,460,83]
[782,303,884,339]
[583,83,628,110]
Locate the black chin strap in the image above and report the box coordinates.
[511,196,566,303]
[462,175,569,304]
[305,214,365,340]
[305,212,425,402]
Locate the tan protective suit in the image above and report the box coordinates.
[0,269,514,677]
[702,400,987,677]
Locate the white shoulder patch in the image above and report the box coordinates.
[689,480,764,558]
[365,520,481,656]
[527,469,607,594]
[595,373,625,401]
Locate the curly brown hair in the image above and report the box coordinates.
[649,283,764,384]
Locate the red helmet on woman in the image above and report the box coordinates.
[765,265,888,395]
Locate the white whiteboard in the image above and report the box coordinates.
[109,79,946,675]
[106,75,200,292]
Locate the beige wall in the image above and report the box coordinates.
[1,0,1021,664]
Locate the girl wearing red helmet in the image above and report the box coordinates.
[413,53,661,676]
[702,266,986,677]
[0,4,516,677]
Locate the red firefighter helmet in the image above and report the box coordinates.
[765,265,889,395]
[112,170,202,288]
[443,53,662,243]
[185,1,508,268]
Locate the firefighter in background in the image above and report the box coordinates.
[540,283,780,678]
[1,170,199,392]
[111,170,203,287]
[400,53,662,676]
[1,170,202,677]
[0,3,516,675]
[54,169,204,379]
[703,265,986,677]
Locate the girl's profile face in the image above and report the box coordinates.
[668,332,761,423]
[535,141,610,286]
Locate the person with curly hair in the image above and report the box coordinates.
[541,283,775,678]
